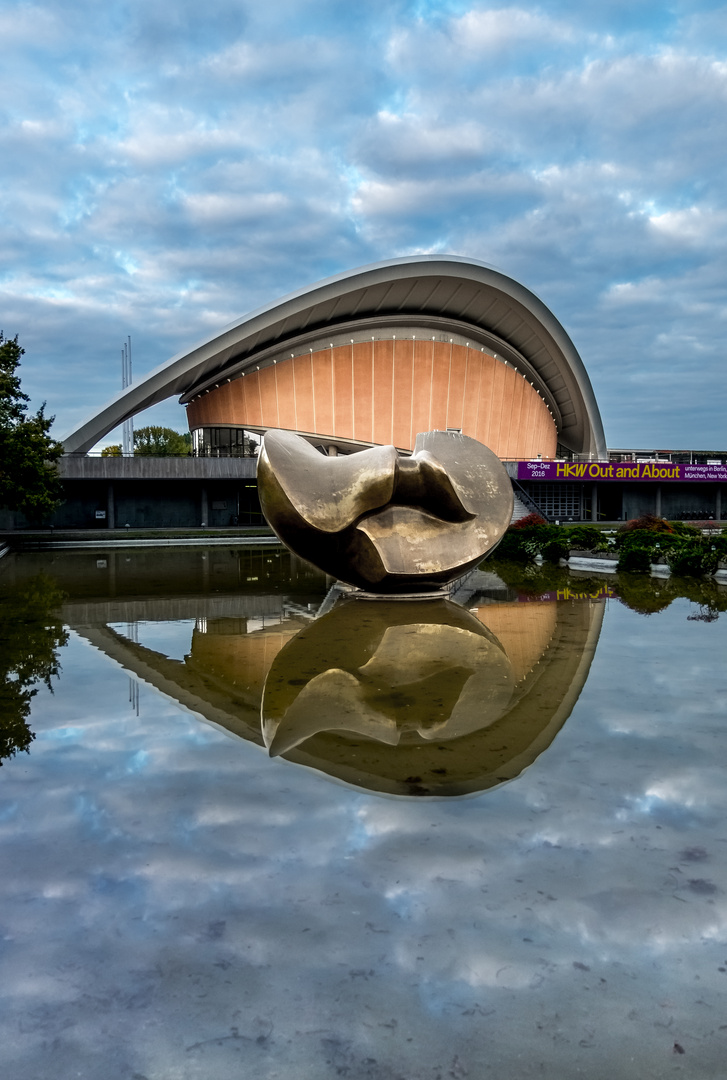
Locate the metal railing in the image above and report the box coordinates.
[511,478,553,522]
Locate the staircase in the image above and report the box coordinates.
[510,493,532,524]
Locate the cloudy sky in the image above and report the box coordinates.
[3,594,727,1077]
[2,0,727,449]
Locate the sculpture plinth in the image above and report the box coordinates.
[257,429,513,593]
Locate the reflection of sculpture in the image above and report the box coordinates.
[37,546,605,798]
[262,599,515,754]
[261,597,604,796]
[257,429,514,592]
[66,581,604,797]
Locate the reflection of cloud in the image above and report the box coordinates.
[2,591,727,1075]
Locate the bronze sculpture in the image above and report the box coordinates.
[257,429,514,593]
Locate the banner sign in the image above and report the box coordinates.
[517,584,615,603]
[517,460,727,483]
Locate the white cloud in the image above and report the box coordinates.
[182,191,291,223]
[649,206,727,246]
[451,6,579,51]
[0,3,62,45]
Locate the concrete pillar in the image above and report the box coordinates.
[655,484,662,518]
[327,445,338,457]
[591,482,598,522]
[200,485,208,526]
[106,483,115,530]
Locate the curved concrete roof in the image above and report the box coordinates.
[63,255,606,457]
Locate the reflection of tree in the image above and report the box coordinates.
[676,576,727,623]
[489,556,727,621]
[489,559,606,598]
[613,574,675,615]
[687,605,720,623]
[0,574,68,765]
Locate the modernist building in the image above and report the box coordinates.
[36,255,722,528]
[63,255,607,463]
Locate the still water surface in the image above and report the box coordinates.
[2,547,727,1078]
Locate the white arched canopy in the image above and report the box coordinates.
[62,255,606,458]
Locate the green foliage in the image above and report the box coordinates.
[614,528,672,554]
[494,531,527,561]
[101,444,122,456]
[496,523,566,563]
[668,521,702,537]
[614,526,722,578]
[710,533,727,559]
[489,551,727,617]
[497,516,723,578]
[541,537,570,562]
[617,544,654,573]
[0,333,64,522]
[615,572,727,618]
[133,426,192,456]
[562,525,611,551]
[0,573,68,765]
[667,541,720,578]
[487,557,611,599]
[614,574,675,614]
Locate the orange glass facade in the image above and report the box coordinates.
[186,338,557,458]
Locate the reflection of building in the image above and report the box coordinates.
[63,256,606,462]
[473,600,558,683]
[70,583,605,799]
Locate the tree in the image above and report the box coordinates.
[0,333,63,522]
[0,573,68,765]
[101,444,122,457]
[133,426,192,456]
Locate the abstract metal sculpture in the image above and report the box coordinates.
[257,429,514,592]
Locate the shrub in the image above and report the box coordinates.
[562,525,610,551]
[711,534,727,559]
[495,531,533,561]
[614,529,675,558]
[669,521,702,537]
[541,538,570,562]
[510,512,547,530]
[620,514,674,535]
[617,545,653,573]
[667,541,720,578]
[496,522,560,562]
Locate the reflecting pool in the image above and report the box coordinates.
[2,547,727,1079]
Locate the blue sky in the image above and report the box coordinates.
[2,0,727,449]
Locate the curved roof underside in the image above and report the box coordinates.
[63,255,606,457]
